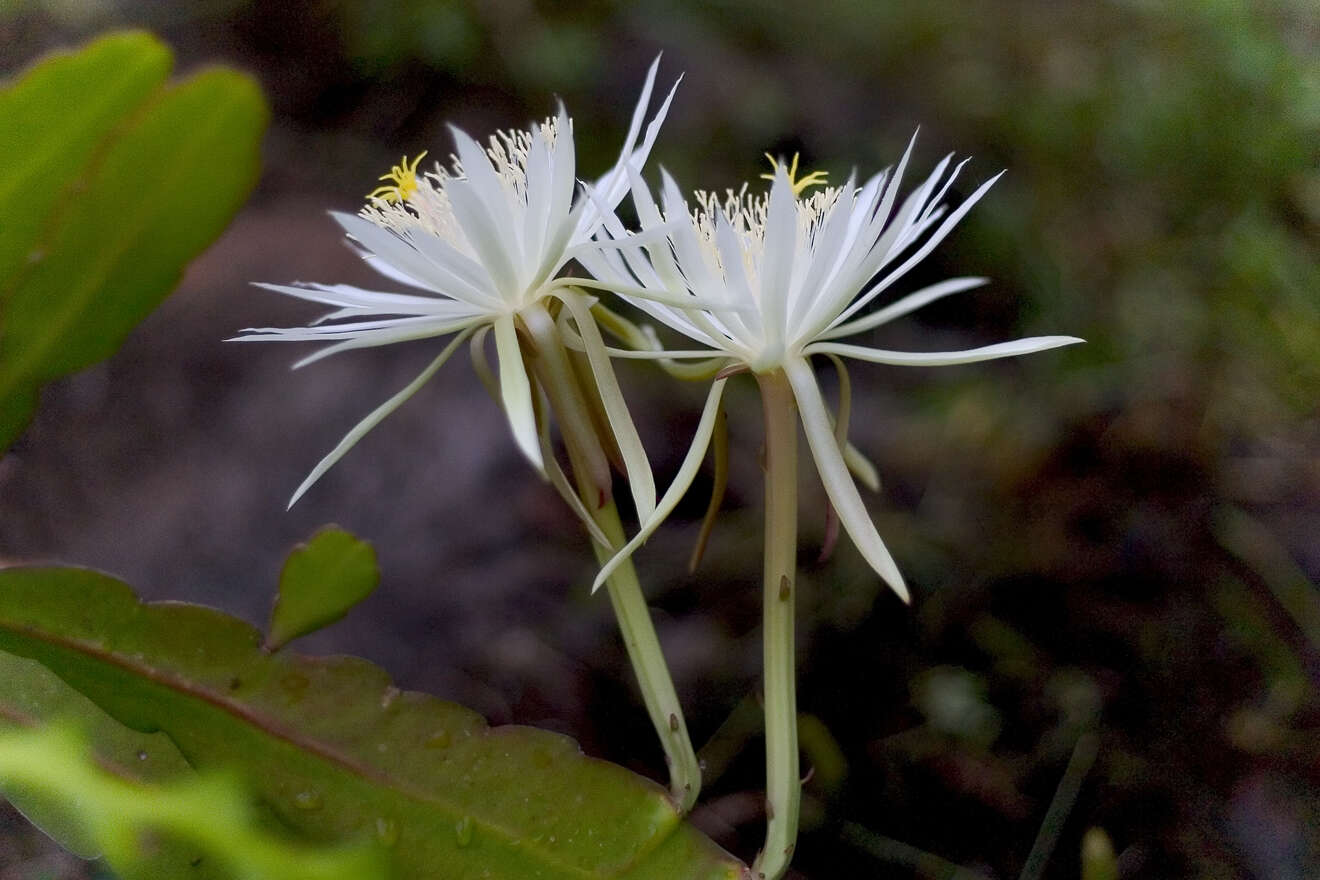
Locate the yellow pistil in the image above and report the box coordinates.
[761,152,829,197]
[368,151,428,204]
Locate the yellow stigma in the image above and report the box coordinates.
[760,152,828,197]
[368,151,428,204]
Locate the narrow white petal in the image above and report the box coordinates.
[591,378,728,593]
[619,56,660,168]
[556,292,656,522]
[547,104,577,244]
[287,318,484,367]
[539,420,613,549]
[828,170,1005,331]
[614,71,679,204]
[791,171,858,329]
[626,163,667,228]
[912,155,967,236]
[528,201,579,291]
[844,440,881,492]
[468,324,500,402]
[713,208,756,311]
[287,329,472,508]
[622,165,698,300]
[493,314,543,469]
[360,253,435,292]
[581,55,680,230]
[561,277,748,313]
[251,282,482,317]
[449,125,522,264]
[820,277,989,340]
[332,212,446,293]
[580,170,680,293]
[805,335,1084,367]
[522,122,553,269]
[875,131,918,230]
[784,358,908,601]
[402,231,504,308]
[758,167,797,351]
[445,179,523,301]
[597,347,725,360]
[568,220,683,257]
[236,312,475,340]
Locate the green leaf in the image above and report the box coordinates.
[268,527,381,651]
[0,31,268,450]
[0,723,387,880]
[1080,827,1118,880]
[0,567,750,880]
[0,650,200,864]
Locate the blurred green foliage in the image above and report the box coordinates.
[0,724,387,880]
[0,30,267,450]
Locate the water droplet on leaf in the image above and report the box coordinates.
[375,816,399,847]
[293,790,322,810]
[455,815,474,848]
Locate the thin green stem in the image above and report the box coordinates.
[591,499,702,812]
[753,369,800,880]
[520,301,701,812]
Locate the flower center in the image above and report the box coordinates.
[368,152,428,204]
[760,152,829,197]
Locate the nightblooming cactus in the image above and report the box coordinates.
[235,61,710,815]
[572,141,1080,880]
[235,60,678,511]
[581,139,1083,600]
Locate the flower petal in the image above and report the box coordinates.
[233,315,485,368]
[521,119,554,272]
[445,179,523,302]
[757,166,797,352]
[401,229,503,308]
[528,103,579,287]
[250,282,481,317]
[449,125,522,265]
[827,170,1005,331]
[538,416,614,549]
[581,55,681,234]
[493,313,543,470]
[556,292,657,522]
[591,378,728,593]
[332,212,446,293]
[805,335,1084,367]
[844,440,881,493]
[784,357,908,601]
[287,329,473,508]
[819,277,989,340]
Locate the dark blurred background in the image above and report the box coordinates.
[1,1,1317,878]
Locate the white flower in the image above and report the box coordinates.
[581,138,1083,600]
[235,60,678,507]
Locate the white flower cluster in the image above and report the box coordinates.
[238,59,1080,599]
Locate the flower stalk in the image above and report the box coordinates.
[520,300,701,812]
[753,368,800,880]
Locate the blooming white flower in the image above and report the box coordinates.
[580,138,1083,600]
[235,60,678,509]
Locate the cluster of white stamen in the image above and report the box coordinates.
[684,182,843,305]
[484,117,562,198]
[358,118,563,252]
[361,166,455,241]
